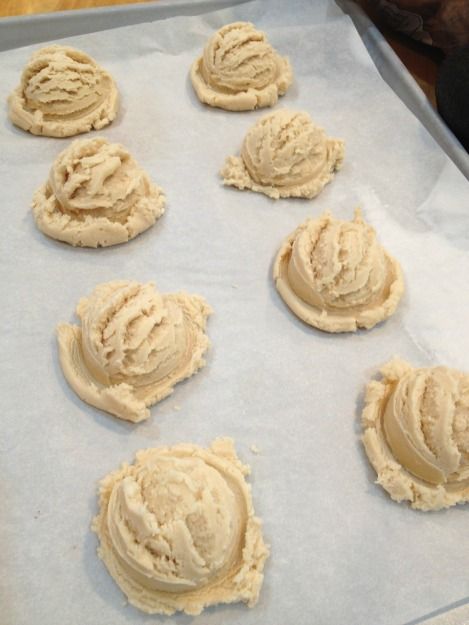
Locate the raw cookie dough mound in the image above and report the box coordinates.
[32,137,165,248]
[273,210,404,332]
[8,45,118,137]
[190,22,292,111]
[362,358,469,511]
[92,438,269,615]
[57,281,212,422]
[221,110,344,199]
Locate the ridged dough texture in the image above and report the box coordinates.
[8,45,118,137]
[221,110,344,199]
[273,210,404,332]
[57,281,212,422]
[362,359,469,510]
[32,137,165,248]
[190,22,292,111]
[92,438,269,615]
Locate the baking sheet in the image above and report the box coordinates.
[0,0,250,53]
[1,1,469,624]
[337,0,469,183]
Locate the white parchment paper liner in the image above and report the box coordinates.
[1,1,469,624]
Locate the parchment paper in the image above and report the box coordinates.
[1,1,469,624]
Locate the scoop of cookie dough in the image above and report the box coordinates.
[92,438,269,615]
[221,110,344,199]
[190,22,292,111]
[362,358,469,511]
[273,210,404,332]
[57,281,212,422]
[32,137,165,248]
[8,45,118,137]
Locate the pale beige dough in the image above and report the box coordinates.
[190,21,292,111]
[32,137,165,248]
[57,280,212,422]
[362,358,469,511]
[92,438,269,615]
[8,45,118,137]
[273,210,404,332]
[221,110,344,199]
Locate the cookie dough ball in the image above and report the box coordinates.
[92,438,269,615]
[8,45,118,137]
[221,110,344,199]
[32,137,165,248]
[191,22,292,111]
[57,281,212,422]
[362,359,469,510]
[273,210,404,332]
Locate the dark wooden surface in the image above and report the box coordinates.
[357,0,443,106]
